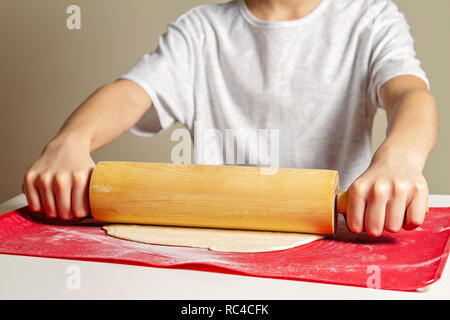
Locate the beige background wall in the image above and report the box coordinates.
[0,0,449,203]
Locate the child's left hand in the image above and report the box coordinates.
[346,149,429,237]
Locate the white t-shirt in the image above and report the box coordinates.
[120,0,428,190]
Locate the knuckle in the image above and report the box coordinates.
[350,181,366,198]
[53,171,69,188]
[392,179,407,195]
[371,181,389,199]
[412,181,427,195]
[38,171,52,186]
[72,168,88,185]
[24,170,37,184]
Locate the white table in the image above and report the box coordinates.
[1,193,449,300]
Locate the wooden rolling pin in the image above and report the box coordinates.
[89,161,350,235]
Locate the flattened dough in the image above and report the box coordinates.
[102,224,325,253]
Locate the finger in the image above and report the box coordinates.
[346,182,367,233]
[365,182,390,237]
[385,198,407,233]
[22,173,43,213]
[53,172,73,220]
[37,174,57,218]
[404,190,428,230]
[384,183,407,233]
[365,198,387,237]
[71,169,91,219]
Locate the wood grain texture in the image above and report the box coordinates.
[89,162,340,234]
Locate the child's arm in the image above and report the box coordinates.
[22,79,152,220]
[346,75,439,236]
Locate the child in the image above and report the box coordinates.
[22,0,439,237]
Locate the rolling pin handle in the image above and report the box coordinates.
[336,191,349,215]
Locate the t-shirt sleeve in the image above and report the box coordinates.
[120,12,198,137]
[367,1,429,110]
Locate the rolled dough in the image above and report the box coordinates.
[102,224,325,253]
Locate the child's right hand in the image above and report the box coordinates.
[22,134,95,220]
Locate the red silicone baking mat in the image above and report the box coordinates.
[0,206,449,291]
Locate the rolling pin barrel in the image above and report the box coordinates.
[89,162,344,235]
